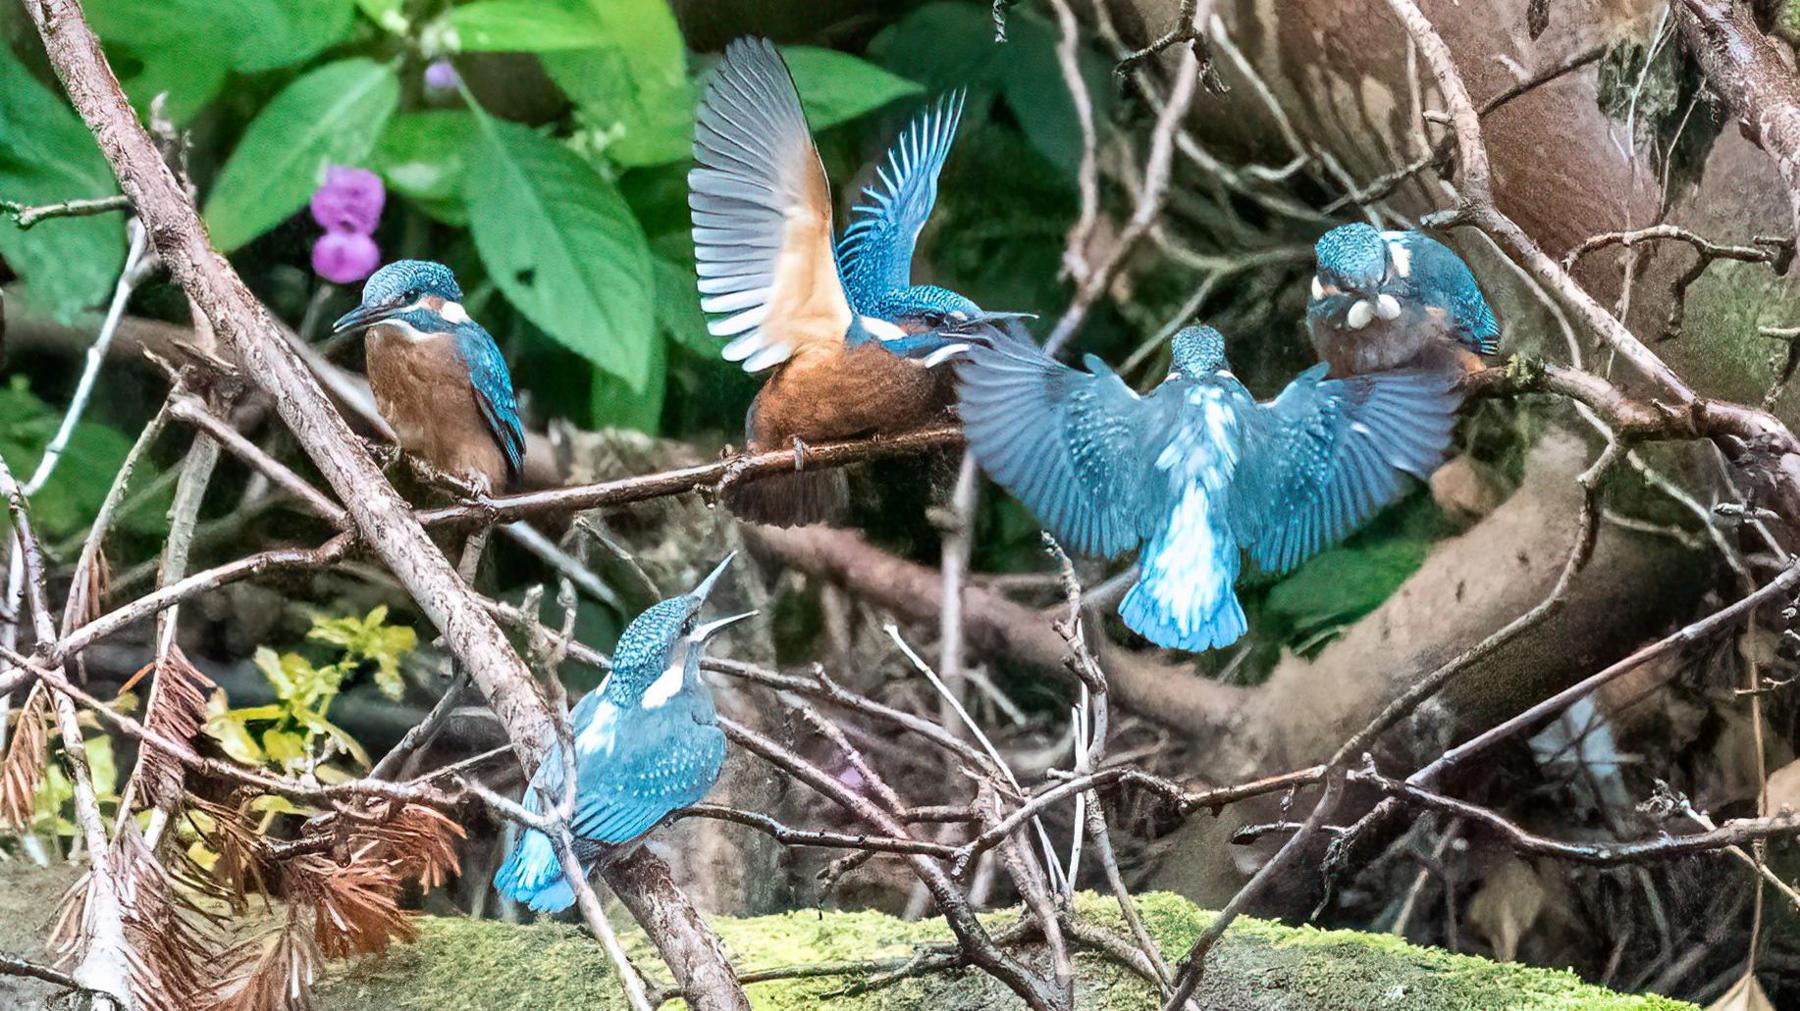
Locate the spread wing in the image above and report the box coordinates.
[956,328,1183,558]
[836,91,965,314]
[456,322,525,489]
[1234,365,1459,574]
[690,37,852,373]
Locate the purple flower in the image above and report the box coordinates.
[309,166,385,234]
[424,59,461,93]
[312,231,380,285]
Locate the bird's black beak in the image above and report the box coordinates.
[331,303,390,336]
[687,553,755,641]
[691,609,757,642]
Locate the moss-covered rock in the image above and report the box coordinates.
[318,892,1695,1010]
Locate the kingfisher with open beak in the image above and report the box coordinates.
[331,260,525,495]
[493,554,754,913]
[690,37,1009,527]
[1306,223,1500,377]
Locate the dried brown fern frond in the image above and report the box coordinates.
[353,803,465,890]
[114,825,213,1011]
[209,913,322,1011]
[1,682,51,829]
[285,853,415,958]
[130,649,214,812]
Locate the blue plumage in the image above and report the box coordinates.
[835,90,972,322]
[1307,223,1499,376]
[956,324,1460,652]
[493,556,753,913]
[330,260,525,490]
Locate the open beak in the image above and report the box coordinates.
[331,303,391,335]
[689,552,736,603]
[691,609,758,642]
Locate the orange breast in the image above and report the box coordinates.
[365,327,511,491]
[746,343,952,449]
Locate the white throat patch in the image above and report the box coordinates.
[641,660,684,709]
[861,315,907,342]
[439,300,471,324]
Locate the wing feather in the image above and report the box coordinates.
[690,37,852,373]
[836,91,966,313]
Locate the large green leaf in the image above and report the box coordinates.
[446,0,609,52]
[778,46,923,130]
[542,0,693,167]
[466,115,655,389]
[86,0,354,120]
[203,58,399,252]
[0,376,170,542]
[869,3,1110,175]
[0,52,126,322]
[233,0,357,72]
[371,110,473,225]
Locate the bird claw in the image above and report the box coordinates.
[709,445,752,505]
[364,437,403,473]
[791,436,810,472]
[405,455,491,507]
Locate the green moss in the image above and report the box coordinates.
[317,892,1694,1011]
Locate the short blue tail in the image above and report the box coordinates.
[493,829,577,914]
[1120,575,1247,652]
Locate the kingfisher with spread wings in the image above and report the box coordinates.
[957,324,1460,652]
[689,37,1009,526]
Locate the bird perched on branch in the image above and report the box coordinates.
[1307,223,1500,377]
[331,260,525,494]
[956,324,1459,651]
[690,37,1008,527]
[494,554,753,913]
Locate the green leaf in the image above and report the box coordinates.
[233,0,357,72]
[590,328,664,433]
[542,0,693,167]
[203,58,399,252]
[0,376,168,542]
[0,52,126,322]
[778,46,923,130]
[650,250,709,353]
[356,0,410,33]
[371,110,473,224]
[445,0,609,52]
[466,114,655,388]
[86,0,355,117]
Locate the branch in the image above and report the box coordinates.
[18,4,746,1007]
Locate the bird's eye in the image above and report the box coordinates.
[921,311,946,329]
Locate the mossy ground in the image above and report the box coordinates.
[318,892,1696,1010]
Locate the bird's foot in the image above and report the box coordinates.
[406,455,492,508]
[790,436,811,472]
[710,446,753,505]
[364,437,403,473]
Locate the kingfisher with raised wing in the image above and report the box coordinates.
[1307,223,1500,377]
[690,37,1007,527]
[957,324,1459,651]
[332,260,525,494]
[494,554,753,913]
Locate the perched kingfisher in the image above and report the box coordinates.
[331,260,525,494]
[690,37,1004,527]
[1307,223,1500,377]
[957,324,1459,651]
[493,554,753,913]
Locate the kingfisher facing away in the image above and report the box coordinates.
[331,260,525,494]
[494,555,753,913]
[957,325,1459,651]
[690,37,1005,527]
[1307,223,1500,377]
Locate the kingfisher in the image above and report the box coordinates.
[690,37,1005,527]
[1307,223,1500,377]
[331,260,525,494]
[493,554,753,913]
[957,324,1460,651]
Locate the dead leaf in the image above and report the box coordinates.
[1708,972,1775,1011]
[1465,856,1546,962]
